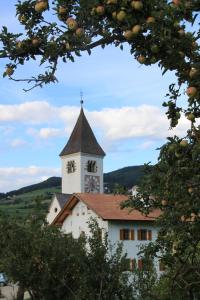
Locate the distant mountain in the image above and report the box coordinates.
[6,177,61,197]
[1,166,145,197]
[104,165,144,190]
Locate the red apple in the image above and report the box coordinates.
[35,1,48,13]
[146,16,155,24]
[124,30,134,40]
[132,25,141,35]
[75,28,84,37]
[5,67,14,76]
[137,55,146,64]
[180,140,188,147]
[186,86,198,97]
[58,6,67,15]
[173,0,181,6]
[66,18,78,31]
[32,38,41,47]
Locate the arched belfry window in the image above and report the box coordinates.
[87,160,97,173]
[67,160,76,173]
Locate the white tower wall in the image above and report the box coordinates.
[61,152,104,194]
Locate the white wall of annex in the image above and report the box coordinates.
[46,195,61,224]
[108,221,158,258]
[62,200,108,239]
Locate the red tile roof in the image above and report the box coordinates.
[52,193,161,225]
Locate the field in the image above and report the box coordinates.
[0,186,61,219]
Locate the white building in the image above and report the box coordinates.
[48,105,161,271]
[52,193,161,271]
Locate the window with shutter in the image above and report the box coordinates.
[159,260,165,271]
[120,229,132,240]
[130,259,136,271]
[138,229,149,240]
[148,230,152,240]
[138,259,143,270]
[130,229,134,240]
[137,229,142,240]
[120,229,123,240]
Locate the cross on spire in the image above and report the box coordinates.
[80,90,84,108]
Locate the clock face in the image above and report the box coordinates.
[84,175,100,193]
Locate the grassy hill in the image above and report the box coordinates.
[0,165,145,219]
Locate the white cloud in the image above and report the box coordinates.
[137,141,155,150]
[10,138,27,148]
[0,101,191,142]
[0,166,60,192]
[28,127,63,139]
[0,101,56,124]
[89,106,190,140]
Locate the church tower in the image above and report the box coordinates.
[60,108,105,194]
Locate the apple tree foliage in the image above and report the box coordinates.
[0,214,134,300]
[0,0,200,298]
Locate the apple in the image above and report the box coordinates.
[161,200,168,206]
[191,213,196,222]
[124,30,134,40]
[96,6,105,15]
[58,6,67,15]
[112,11,117,19]
[18,15,26,23]
[187,113,195,122]
[175,150,182,158]
[137,55,146,64]
[16,41,23,49]
[188,187,193,194]
[131,1,143,10]
[32,38,41,47]
[65,42,71,50]
[151,44,159,53]
[180,140,188,147]
[168,144,176,152]
[76,28,84,37]
[178,51,185,58]
[107,0,117,4]
[116,11,126,22]
[132,25,141,35]
[5,67,14,76]
[178,29,185,36]
[146,16,155,24]
[173,0,181,5]
[186,86,198,98]
[66,18,78,30]
[189,68,199,78]
[35,1,48,13]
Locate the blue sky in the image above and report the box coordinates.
[0,1,191,192]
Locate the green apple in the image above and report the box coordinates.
[116,11,126,22]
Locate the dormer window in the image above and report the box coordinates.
[67,160,76,173]
[87,160,97,173]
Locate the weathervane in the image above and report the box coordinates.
[80,90,84,108]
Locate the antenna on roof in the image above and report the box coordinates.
[80,90,84,108]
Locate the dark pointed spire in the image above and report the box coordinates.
[60,108,105,157]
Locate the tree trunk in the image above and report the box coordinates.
[16,286,24,300]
